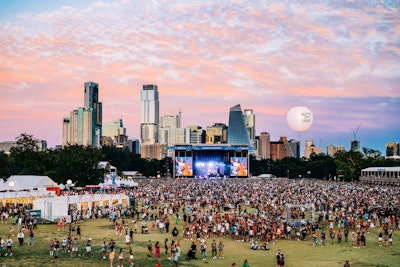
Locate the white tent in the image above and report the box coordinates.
[33,193,129,221]
[0,175,57,191]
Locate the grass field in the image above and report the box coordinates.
[0,216,399,267]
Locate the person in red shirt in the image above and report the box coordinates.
[155,260,162,267]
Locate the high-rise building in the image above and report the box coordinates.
[227,104,251,145]
[63,107,95,147]
[160,110,181,128]
[188,126,205,144]
[141,84,159,145]
[258,132,271,159]
[304,140,323,159]
[206,123,228,144]
[350,140,360,152]
[243,109,256,145]
[386,142,399,156]
[125,139,140,154]
[326,145,345,157]
[288,139,300,158]
[102,119,127,148]
[270,137,288,161]
[63,82,102,148]
[84,82,102,147]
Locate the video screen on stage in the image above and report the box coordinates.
[230,157,248,177]
[175,157,193,177]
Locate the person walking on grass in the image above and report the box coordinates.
[218,241,224,259]
[109,248,115,267]
[242,258,250,267]
[85,237,92,256]
[117,248,124,267]
[154,241,161,258]
[102,239,107,259]
[128,249,134,267]
[5,235,12,256]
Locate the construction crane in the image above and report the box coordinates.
[353,124,361,140]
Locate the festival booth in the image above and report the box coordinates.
[33,193,129,222]
[0,175,58,206]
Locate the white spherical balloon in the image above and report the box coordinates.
[286,106,313,132]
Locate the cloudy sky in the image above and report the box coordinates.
[0,0,399,154]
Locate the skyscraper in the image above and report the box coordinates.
[243,109,256,145]
[62,82,102,148]
[227,104,251,145]
[258,132,271,159]
[84,82,102,147]
[141,84,159,144]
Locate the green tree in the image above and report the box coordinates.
[0,151,10,178]
[334,150,363,182]
[9,133,44,175]
[308,154,337,180]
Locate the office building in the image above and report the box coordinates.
[206,123,228,144]
[326,145,345,157]
[304,140,323,159]
[102,119,127,148]
[62,82,102,148]
[257,132,271,159]
[288,139,300,158]
[141,84,159,145]
[160,110,181,128]
[227,104,251,145]
[84,82,102,147]
[270,137,288,161]
[350,140,360,152]
[243,109,256,145]
[188,126,205,144]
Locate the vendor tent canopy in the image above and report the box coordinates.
[0,175,57,191]
[33,193,129,221]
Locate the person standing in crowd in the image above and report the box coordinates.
[117,248,124,267]
[125,232,131,249]
[276,249,282,267]
[49,238,55,257]
[102,239,107,260]
[128,249,134,267]
[109,248,115,267]
[17,230,24,246]
[28,229,34,245]
[5,235,12,256]
[147,240,153,257]
[164,238,169,255]
[174,243,181,267]
[218,241,224,259]
[154,241,161,258]
[85,237,92,256]
[201,240,207,261]
[76,225,81,239]
[211,239,217,259]
[0,237,4,257]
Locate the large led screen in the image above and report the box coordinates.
[230,157,248,177]
[175,157,193,177]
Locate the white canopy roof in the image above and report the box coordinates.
[0,175,57,191]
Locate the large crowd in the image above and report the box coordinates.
[0,178,399,267]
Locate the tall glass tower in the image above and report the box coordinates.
[227,104,251,145]
[141,84,159,144]
[84,81,102,147]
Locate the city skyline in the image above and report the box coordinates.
[0,1,399,154]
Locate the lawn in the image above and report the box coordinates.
[0,216,399,267]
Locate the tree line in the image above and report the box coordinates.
[0,133,398,185]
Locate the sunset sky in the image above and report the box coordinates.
[0,0,399,154]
